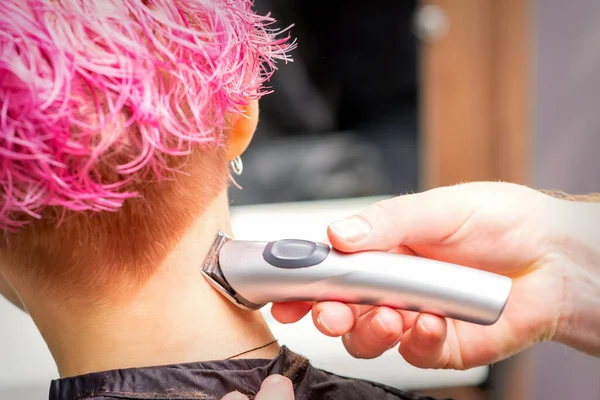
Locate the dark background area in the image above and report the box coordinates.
[231,0,420,205]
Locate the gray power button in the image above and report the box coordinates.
[263,239,331,269]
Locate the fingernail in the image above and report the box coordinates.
[418,314,437,335]
[317,312,332,333]
[330,217,371,243]
[374,309,397,340]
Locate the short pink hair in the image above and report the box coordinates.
[0,0,292,229]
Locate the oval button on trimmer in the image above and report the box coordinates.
[263,239,330,269]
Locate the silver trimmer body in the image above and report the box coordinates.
[201,231,512,325]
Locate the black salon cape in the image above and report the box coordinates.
[49,346,449,400]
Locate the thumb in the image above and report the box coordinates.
[255,375,294,400]
[328,186,476,252]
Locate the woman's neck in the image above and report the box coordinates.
[24,197,279,378]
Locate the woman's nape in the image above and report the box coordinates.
[34,187,280,378]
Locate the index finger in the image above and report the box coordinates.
[327,186,476,253]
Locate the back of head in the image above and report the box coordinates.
[0,0,291,300]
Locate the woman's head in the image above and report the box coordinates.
[0,0,291,298]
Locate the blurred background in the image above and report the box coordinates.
[231,0,420,205]
[1,0,600,399]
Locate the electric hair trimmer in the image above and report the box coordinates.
[201,231,512,325]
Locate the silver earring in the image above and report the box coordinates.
[230,156,243,176]
[229,156,243,189]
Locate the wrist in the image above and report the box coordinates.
[546,198,600,355]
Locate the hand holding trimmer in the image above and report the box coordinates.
[202,231,512,325]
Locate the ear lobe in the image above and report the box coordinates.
[227,100,259,160]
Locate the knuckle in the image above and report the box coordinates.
[362,200,387,220]
[354,201,388,229]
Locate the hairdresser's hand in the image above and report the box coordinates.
[271,182,600,369]
[222,374,293,400]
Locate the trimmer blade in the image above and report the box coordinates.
[201,230,261,311]
[201,230,231,277]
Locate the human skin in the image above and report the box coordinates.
[222,375,294,400]
[272,182,600,369]
[0,100,287,378]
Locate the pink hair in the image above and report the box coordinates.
[0,0,293,229]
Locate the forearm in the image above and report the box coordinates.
[550,198,600,355]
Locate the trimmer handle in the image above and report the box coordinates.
[217,238,512,325]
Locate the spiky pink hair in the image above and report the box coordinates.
[0,0,293,229]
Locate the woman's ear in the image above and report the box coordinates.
[227,100,259,160]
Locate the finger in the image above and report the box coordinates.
[271,301,313,324]
[341,307,403,359]
[221,391,249,400]
[398,313,450,368]
[395,310,420,331]
[327,186,476,252]
[311,302,356,336]
[390,245,416,256]
[255,375,294,400]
